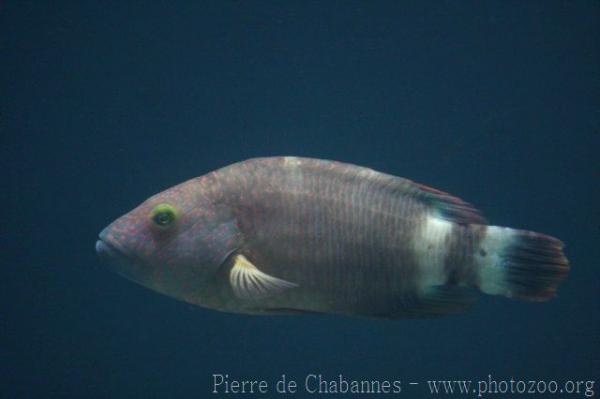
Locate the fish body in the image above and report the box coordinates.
[96,157,569,318]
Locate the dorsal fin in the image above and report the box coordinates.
[292,157,486,225]
[411,182,486,225]
[230,157,487,226]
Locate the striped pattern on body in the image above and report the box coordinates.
[204,157,486,316]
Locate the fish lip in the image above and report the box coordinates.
[95,234,131,263]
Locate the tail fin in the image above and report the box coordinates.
[478,226,569,301]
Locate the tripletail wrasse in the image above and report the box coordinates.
[96,157,569,319]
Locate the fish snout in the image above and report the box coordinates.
[95,225,130,264]
[96,226,112,257]
[95,239,116,259]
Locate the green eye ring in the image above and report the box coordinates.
[150,203,179,228]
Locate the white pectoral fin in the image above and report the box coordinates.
[229,254,298,300]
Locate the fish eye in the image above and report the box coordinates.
[150,203,179,228]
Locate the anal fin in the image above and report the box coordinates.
[403,286,476,318]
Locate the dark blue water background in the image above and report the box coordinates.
[2,2,598,398]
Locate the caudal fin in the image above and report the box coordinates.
[478,226,569,301]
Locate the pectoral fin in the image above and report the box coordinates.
[229,254,298,300]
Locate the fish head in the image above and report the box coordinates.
[95,179,239,302]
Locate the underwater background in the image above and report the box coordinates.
[2,1,598,398]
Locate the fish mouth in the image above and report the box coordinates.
[95,235,142,283]
[95,239,124,260]
[95,239,133,272]
[95,230,155,290]
[95,228,132,265]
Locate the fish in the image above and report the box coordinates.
[95,157,569,319]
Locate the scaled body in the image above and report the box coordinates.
[96,157,569,318]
